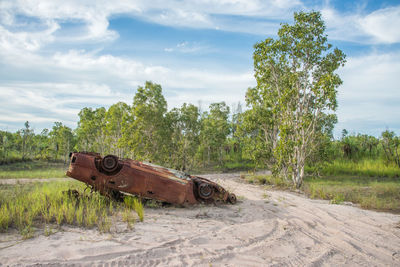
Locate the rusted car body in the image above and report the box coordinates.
[66,152,236,205]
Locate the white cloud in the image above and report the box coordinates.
[358,6,400,44]
[1,0,400,46]
[0,46,253,131]
[336,51,400,135]
[0,21,59,52]
[0,0,301,47]
[2,0,139,41]
[322,5,400,44]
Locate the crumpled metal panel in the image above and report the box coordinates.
[66,152,237,205]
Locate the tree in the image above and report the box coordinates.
[104,102,132,157]
[0,130,14,160]
[248,11,346,187]
[381,130,400,167]
[76,107,106,153]
[238,88,278,168]
[50,122,75,163]
[127,81,169,163]
[34,128,51,160]
[167,103,200,171]
[199,102,230,165]
[16,121,34,159]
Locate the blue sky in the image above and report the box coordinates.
[0,0,399,137]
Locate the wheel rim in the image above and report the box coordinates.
[102,155,118,172]
[198,183,214,199]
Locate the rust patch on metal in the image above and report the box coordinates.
[66,152,237,205]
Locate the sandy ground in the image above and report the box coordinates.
[0,173,399,266]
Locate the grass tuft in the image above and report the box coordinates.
[124,195,144,222]
[0,181,147,237]
[122,207,135,229]
[133,198,144,222]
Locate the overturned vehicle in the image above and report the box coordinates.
[66,152,237,205]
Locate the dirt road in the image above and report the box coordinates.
[1,173,399,266]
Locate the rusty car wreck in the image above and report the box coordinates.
[66,152,237,205]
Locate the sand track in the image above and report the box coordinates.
[0,173,399,266]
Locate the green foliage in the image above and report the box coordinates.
[127,81,169,163]
[381,130,400,167]
[50,122,75,163]
[76,107,106,153]
[104,102,132,157]
[0,121,75,163]
[243,11,346,188]
[167,103,201,171]
[199,102,230,166]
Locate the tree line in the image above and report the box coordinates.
[1,81,399,170]
[0,81,240,171]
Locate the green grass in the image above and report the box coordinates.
[124,195,144,222]
[0,161,67,179]
[308,159,400,178]
[243,172,400,213]
[303,176,400,212]
[0,181,145,238]
[302,159,400,212]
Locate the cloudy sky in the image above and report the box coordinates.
[0,0,399,137]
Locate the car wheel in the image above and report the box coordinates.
[198,183,215,199]
[101,155,119,172]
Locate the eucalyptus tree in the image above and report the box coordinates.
[128,81,169,163]
[49,122,75,163]
[167,103,201,171]
[249,11,346,187]
[0,130,14,159]
[104,102,132,157]
[76,107,106,153]
[200,102,230,165]
[34,128,51,159]
[16,121,34,159]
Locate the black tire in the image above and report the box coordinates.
[198,183,215,199]
[101,155,119,172]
